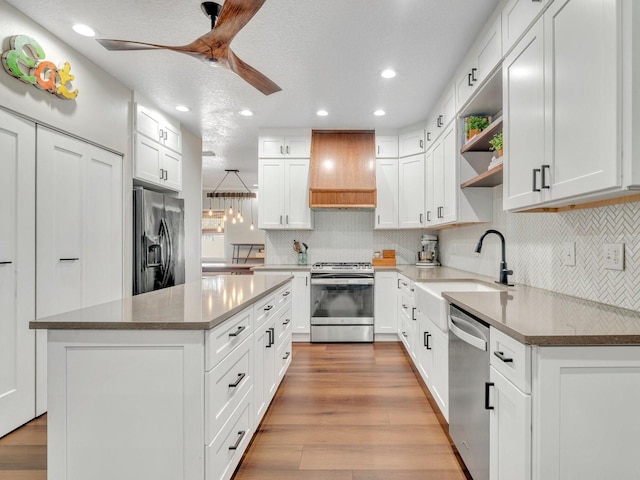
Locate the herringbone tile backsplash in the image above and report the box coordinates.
[439,186,640,312]
[264,186,640,312]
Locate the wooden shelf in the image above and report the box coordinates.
[460,163,503,188]
[461,116,503,153]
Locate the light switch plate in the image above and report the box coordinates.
[562,242,576,266]
[603,243,624,271]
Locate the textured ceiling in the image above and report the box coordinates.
[6,0,500,189]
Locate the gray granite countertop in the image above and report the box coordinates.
[29,275,292,331]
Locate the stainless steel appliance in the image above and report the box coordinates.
[448,304,490,480]
[417,233,439,267]
[133,187,185,295]
[310,262,374,342]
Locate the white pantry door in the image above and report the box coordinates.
[0,109,36,437]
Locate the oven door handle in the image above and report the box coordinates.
[449,315,487,351]
[310,278,374,286]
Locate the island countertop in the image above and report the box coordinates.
[29,274,293,331]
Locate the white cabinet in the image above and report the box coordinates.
[374,271,398,336]
[258,134,311,158]
[291,272,310,336]
[398,154,425,228]
[429,124,458,226]
[425,84,456,145]
[258,158,313,229]
[503,18,547,210]
[399,129,426,157]
[36,127,123,415]
[397,275,417,361]
[489,366,532,480]
[504,0,622,210]
[456,15,502,108]
[0,110,35,438]
[375,158,399,229]
[133,102,182,191]
[375,135,398,158]
[501,0,547,55]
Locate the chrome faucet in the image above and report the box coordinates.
[474,229,514,286]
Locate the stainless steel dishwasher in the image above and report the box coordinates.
[448,304,490,480]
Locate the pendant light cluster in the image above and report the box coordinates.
[206,169,257,231]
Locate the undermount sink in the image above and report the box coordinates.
[415,281,503,331]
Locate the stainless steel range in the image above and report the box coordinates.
[310,262,374,343]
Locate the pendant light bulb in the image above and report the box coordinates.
[239,216,244,223]
[228,205,233,215]
[217,225,222,232]
[208,209,213,216]
[232,217,237,224]
[250,223,254,231]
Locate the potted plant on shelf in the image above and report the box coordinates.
[488,132,503,157]
[465,115,491,141]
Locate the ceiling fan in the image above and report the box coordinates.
[97,0,281,95]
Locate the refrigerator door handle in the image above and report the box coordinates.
[144,234,163,268]
[159,218,173,288]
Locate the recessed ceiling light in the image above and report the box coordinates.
[175,105,190,112]
[72,24,97,37]
[239,109,254,116]
[316,109,329,117]
[381,69,396,79]
[374,109,386,116]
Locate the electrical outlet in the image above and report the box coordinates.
[562,242,576,266]
[603,243,624,271]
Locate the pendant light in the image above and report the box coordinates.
[206,169,257,226]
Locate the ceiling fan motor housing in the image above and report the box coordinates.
[201,2,223,29]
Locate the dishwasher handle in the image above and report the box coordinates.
[449,315,487,351]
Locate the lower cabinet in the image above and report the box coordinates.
[46,282,294,480]
[374,271,398,337]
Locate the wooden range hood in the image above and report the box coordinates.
[309,130,377,208]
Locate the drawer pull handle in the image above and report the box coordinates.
[264,305,273,311]
[282,291,291,297]
[283,318,291,325]
[59,258,80,261]
[494,351,514,363]
[485,382,495,410]
[411,307,416,321]
[424,332,431,349]
[228,325,247,337]
[0,261,12,265]
[228,372,246,388]
[283,352,291,360]
[402,304,408,309]
[228,430,246,450]
[402,331,408,338]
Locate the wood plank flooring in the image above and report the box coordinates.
[233,342,468,480]
[0,342,468,480]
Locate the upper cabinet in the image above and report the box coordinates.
[399,129,426,157]
[375,158,399,229]
[501,0,548,56]
[425,84,457,146]
[504,0,624,211]
[133,100,182,192]
[258,133,311,158]
[258,156,313,230]
[375,135,398,158]
[398,153,426,228]
[456,14,502,109]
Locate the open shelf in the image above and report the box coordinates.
[461,115,503,153]
[460,163,503,188]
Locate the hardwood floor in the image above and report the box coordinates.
[233,342,468,480]
[0,342,468,480]
[0,414,46,480]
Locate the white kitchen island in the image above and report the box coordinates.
[30,274,294,480]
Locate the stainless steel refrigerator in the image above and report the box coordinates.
[133,187,185,295]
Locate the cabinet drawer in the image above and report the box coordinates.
[490,327,531,393]
[254,293,277,329]
[276,332,292,381]
[274,282,293,312]
[205,307,253,371]
[397,274,414,297]
[205,336,253,444]
[206,388,253,480]
[275,304,293,341]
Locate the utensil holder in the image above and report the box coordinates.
[298,252,307,265]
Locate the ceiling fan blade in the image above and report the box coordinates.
[226,48,281,95]
[97,38,194,53]
[198,0,267,47]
